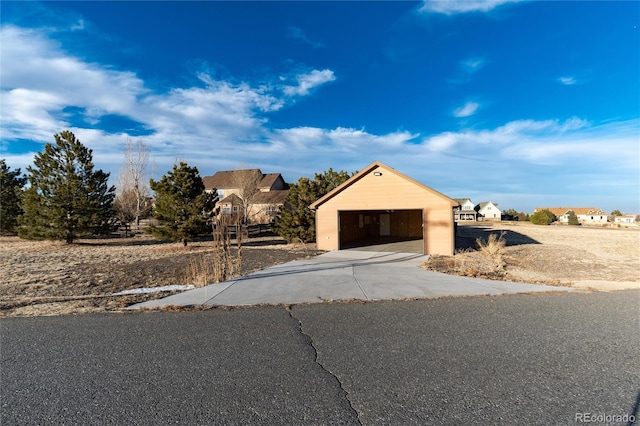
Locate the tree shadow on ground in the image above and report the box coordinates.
[456,225,540,251]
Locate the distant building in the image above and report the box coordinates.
[614,215,636,224]
[476,201,502,221]
[534,207,607,224]
[202,169,289,224]
[453,198,478,221]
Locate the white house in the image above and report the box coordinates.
[534,207,607,224]
[453,198,478,221]
[614,215,636,224]
[476,201,502,221]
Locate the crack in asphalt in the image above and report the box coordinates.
[285,305,362,425]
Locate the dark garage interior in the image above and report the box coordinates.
[338,209,423,250]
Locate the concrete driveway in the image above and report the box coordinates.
[132,250,572,310]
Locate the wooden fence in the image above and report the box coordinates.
[225,223,275,239]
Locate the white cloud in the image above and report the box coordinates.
[70,19,85,31]
[453,101,480,117]
[559,76,577,85]
[420,0,523,14]
[0,25,336,162]
[283,69,336,96]
[461,58,485,74]
[0,25,146,142]
[2,24,637,214]
[274,126,417,154]
[423,117,636,169]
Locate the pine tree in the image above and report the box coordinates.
[0,159,27,234]
[148,162,218,246]
[274,168,352,243]
[274,177,317,243]
[17,131,115,243]
[567,210,580,225]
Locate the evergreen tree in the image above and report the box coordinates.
[275,168,352,243]
[17,131,115,243]
[274,177,317,243]
[312,168,352,195]
[567,210,580,225]
[148,162,217,246]
[0,159,27,233]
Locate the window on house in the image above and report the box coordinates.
[223,206,231,215]
[233,206,239,213]
[266,205,278,216]
[217,189,225,198]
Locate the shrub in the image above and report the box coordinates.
[530,209,556,225]
[476,231,507,271]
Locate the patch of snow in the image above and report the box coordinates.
[113,285,195,295]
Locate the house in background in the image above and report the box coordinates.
[251,190,289,223]
[202,169,289,224]
[534,207,607,224]
[613,215,636,224]
[476,201,502,221]
[453,198,478,221]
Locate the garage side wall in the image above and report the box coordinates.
[314,169,455,255]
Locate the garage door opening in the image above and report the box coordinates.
[338,210,424,253]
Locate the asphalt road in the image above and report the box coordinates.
[2,290,639,425]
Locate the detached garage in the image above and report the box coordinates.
[309,161,458,255]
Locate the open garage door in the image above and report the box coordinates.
[338,209,424,253]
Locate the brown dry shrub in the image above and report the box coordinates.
[476,231,507,271]
[182,253,217,287]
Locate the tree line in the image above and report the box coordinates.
[1,130,351,245]
[9,131,632,244]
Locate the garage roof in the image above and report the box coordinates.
[309,161,458,210]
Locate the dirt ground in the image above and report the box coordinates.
[424,222,640,291]
[0,234,321,317]
[2,222,638,317]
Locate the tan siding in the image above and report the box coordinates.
[323,171,436,210]
[422,206,455,255]
[315,209,338,250]
[314,165,455,255]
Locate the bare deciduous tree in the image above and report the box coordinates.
[115,138,152,230]
[231,167,263,224]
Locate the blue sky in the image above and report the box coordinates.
[1,1,639,213]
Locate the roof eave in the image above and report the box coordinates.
[309,161,458,210]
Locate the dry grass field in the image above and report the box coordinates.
[2,222,638,317]
[0,235,321,317]
[425,222,640,291]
